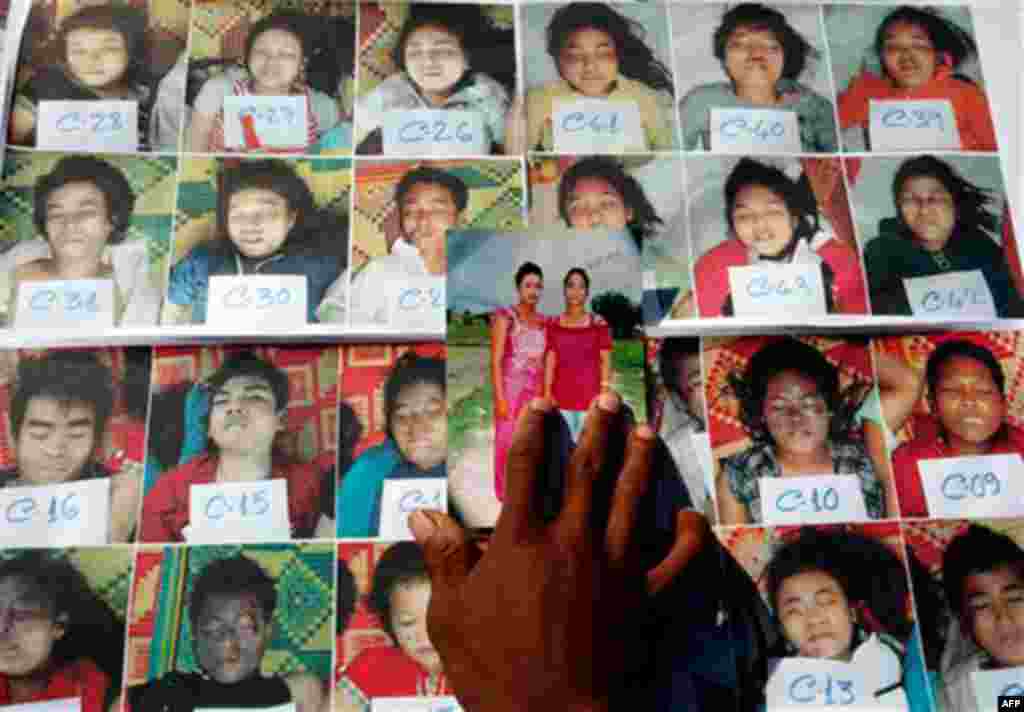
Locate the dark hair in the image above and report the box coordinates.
[713,3,816,81]
[874,6,977,72]
[11,351,114,446]
[244,12,312,70]
[765,531,852,613]
[563,267,590,292]
[34,156,136,245]
[368,541,429,643]
[217,159,316,252]
[724,158,817,248]
[892,155,999,247]
[189,554,277,629]
[546,3,674,96]
[384,353,446,440]
[395,166,469,216]
[943,525,1024,619]
[926,339,1006,402]
[658,338,700,397]
[558,156,664,249]
[205,351,291,414]
[57,4,148,87]
[515,261,543,288]
[336,558,358,635]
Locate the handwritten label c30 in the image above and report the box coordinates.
[15,279,116,330]
[382,109,487,156]
[868,98,960,151]
[759,475,869,525]
[206,275,308,329]
[919,454,1024,518]
[0,479,111,547]
[37,100,138,152]
[710,107,801,153]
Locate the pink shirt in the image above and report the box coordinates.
[545,316,613,411]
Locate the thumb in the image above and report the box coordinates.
[409,510,472,590]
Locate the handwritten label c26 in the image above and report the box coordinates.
[382,109,487,156]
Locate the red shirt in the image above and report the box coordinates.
[0,658,109,712]
[545,317,613,411]
[138,453,322,542]
[837,66,997,152]
[341,646,451,698]
[892,424,1024,516]
[693,237,868,317]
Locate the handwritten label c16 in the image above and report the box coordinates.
[188,479,291,544]
[15,279,116,330]
[379,478,447,540]
[207,275,308,328]
[728,263,827,318]
[37,100,138,152]
[972,667,1024,712]
[903,270,997,319]
[223,95,308,150]
[766,658,868,708]
[759,475,869,526]
[389,276,445,331]
[0,479,110,547]
[919,454,1024,518]
[371,698,462,712]
[552,98,644,153]
[382,109,487,156]
[710,107,801,153]
[869,98,959,151]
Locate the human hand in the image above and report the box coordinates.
[502,95,527,156]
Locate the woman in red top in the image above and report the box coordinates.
[837,6,997,152]
[544,268,614,442]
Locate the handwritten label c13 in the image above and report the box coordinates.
[765,657,869,708]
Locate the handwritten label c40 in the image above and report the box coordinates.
[379,478,447,540]
[223,95,308,150]
[188,479,291,544]
[382,109,487,156]
[766,658,868,708]
[37,100,138,152]
[710,107,801,153]
[759,475,869,525]
[728,263,827,318]
[903,269,996,319]
[919,454,1024,518]
[0,479,110,547]
[15,279,116,330]
[868,99,960,151]
[207,275,308,329]
[553,98,645,153]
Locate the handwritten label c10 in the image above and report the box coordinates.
[868,98,959,151]
[188,479,291,544]
[15,279,116,330]
[382,109,487,156]
[728,263,827,318]
[223,95,308,150]
[37,100,138,152]
[206,275,308,328]
[379,478,447,540]
[371,698,462,712]
[919,454,1024,518]
[903,269,997,320]
[389,275,446,331]
[710,107,801,153]
[0,479,110,547]
[766,658,868,708]
[759,475,869,525]
[972,667,1024,712]
[553,98,644,153]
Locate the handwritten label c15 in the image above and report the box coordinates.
[766,657,868,708]
[553,98,644,153]
[223,95,308,150]
[15,279,116,330]
[0,479,110,547]
[972,667,1024,712]
[37,100,138,152]
[869,98,959,151]
[371,698,462,712]
[382,109,487,156]
[207,275,308,329]
[188,479,291,544]
[379,478,447,540]
[728,263,827,318]
[759,475,868,526]
[389,276,445,331]
[710,107,801,153]
[903,270,996,319]
[919,454,1024,518]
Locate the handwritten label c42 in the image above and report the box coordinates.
[728,263,827,318]
[918,454,1024,518]
[903,270,997,319]
[0,479,110,547]
[206,275,308,329]
[389,275,445,331]
[37,100,138,152]
[188,479,291,544]
[382,109,487,156]
[710,107,801,153]
[759,475,869,525]
[15,279,116,330]
[379,478,447,540]
[552,98,645,153]
[371,698,462,712]
[868,99,960,151]
[766,658,869,708]
[223,95,308,150]
[972,667,1024,712]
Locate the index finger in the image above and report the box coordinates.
[495,398,552,544]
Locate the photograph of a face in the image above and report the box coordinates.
[446,226,645,528]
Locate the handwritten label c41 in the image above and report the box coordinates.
[206,275,308,329]
[868,99,959,151]
[379,478,447,540]
[903,270,996,319]
[223,95,308,150]
[759,475,869,526]
[728,263,827,318]
[766,658,868,708]
[0,479,110,547]
[37,100,138,152]
[972,667,1024,712]
[15,279,116,330]
[371,698,462,712]
[710,107,801,153]
[552,98,645,153]
[389,276,445,332]
[919,454,1024,518]
[188,479,291,544]
[382,109,487,156]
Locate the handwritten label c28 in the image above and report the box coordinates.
[0,479,110,547]
[919,454,1024,518]
[206,275,308,329]
[759,475,869,525]
[868,98,960,151]
[710,107,801,153]
[382,109,487,156]
[37,100,138,152]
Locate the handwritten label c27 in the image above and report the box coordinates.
[223,94,308,150]
[710,107,801,153]
[919,454,1024,518]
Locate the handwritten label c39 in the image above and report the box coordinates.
[382,109,488,156]
[37,100,138,152]
[710,107,801,153]
[972,667,1024,712]
[379,478,447,540]
[15,279,116,330]
[727,262,827,318]
[552,98,645,153]
[868,98,960,151]
[223,95,308,150]
[206,275,308,328]
[0,479,111,547]
[389,276,445,331]
[766,658,868,708]
[759,475,869,525]
[902,269,997,319]
[188,479,292,544]
[919,454,1024,518]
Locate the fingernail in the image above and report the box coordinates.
[530,398,552,412]
[635,424,655,440]
[409,510,437,542]
[598,392,620,413]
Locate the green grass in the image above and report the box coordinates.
[615,339,647,421]
[447,346,492,461]
[447,319,489,346]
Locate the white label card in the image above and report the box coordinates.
[15,279,116,330]
[903,270,996,319]
[1,698,82,712]
[389,276,445,331]
[869,99,960,151]
[207,275,308,329]
[196,705,295,712]
[188,479,291,544]
[553,99,644,153]
[690,431,716,504]
[0,479,110,547]
[919,454,1024,518]
[223,95,308,150]
[972,668,1024,712]
[710,107,801,153]
[37,100,138,152]
[760,475,868,526]
[371,698,462,712]
[379,478,447,540]
[382,109,487,156]
[728,263,827,318]
[766,658,869,708]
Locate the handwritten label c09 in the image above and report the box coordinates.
[759,475,869,525]
[37,100,138,152]
[919,454,1024,518]
[206,275,308,328]
[0,479,111,547]
[710,107,801,153]
[868,98,959,151]
[15,279,116,330]
[382,109,487,156]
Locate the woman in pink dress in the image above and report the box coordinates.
[490,262,548,501]
[544,267,614,442]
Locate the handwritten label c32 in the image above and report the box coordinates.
[15,279,116,330]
